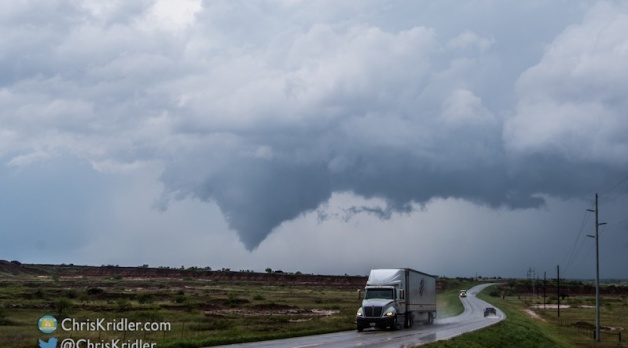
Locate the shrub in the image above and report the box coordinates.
[87,287,104,296]
[0,307,9,325]
[137,294,155,304]
[489,290,501,297]
[34,289,45,299]
[227,293,240,307]
[174,296,187,304]
[66,290,78,299]
[116,299,132,312]
[54,299,73,320]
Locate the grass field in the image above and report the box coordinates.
[423,284,627,348]
[0,273,476,348]
[14,270,622,348]
[514,292,627,347]
[436,280,479,319]
[0,275,359,348]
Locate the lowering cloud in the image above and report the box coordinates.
[1,1,627,251]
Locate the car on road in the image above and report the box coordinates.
[484,307,497,317]
[459,290,467,297]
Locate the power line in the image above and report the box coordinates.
[601,174,628,195]
[573,243,595,272]
[561,210,590,275]
[563,188,626,281]
[604,215,628,226]
[599,186,628,204]
[563,232,591,277]
[596,218,628,248]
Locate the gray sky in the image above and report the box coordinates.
[1,0,627,279]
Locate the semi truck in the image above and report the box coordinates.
[356,268,436,331]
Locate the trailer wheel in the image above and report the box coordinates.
[425,312,434,325]
[404,312,413,328]
[428,312,435,325]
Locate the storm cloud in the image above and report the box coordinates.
[1,1,627,255]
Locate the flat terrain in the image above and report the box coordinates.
[423,280,628,348]
[0,261,475,348]
[210,284,504,348]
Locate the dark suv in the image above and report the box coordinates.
[484,308,497,317]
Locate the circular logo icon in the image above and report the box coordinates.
[38,315,58,334]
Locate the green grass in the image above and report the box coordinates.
[525,294,628,347]
[0,276,360,348]
[424,286,571,348]
[423,284,628,348]
[0,275,479,348]
[436,281,480,318]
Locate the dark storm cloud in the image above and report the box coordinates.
[158,2,627,250]
[162,157,332,250]
[2,1,627,252]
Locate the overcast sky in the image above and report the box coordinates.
[1,0,627,279]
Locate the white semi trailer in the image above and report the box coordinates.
[356,268,437,331]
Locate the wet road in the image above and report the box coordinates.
[211,283,505,348]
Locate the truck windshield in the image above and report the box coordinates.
[364,288,394,300]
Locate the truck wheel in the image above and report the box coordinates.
[391,316,398,331]
[404,313,413,328]
[357,326,363,332]
[425,312,433,325]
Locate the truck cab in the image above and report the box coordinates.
[356,286,400,331]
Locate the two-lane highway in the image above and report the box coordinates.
[211,283,505,348]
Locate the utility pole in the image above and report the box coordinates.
[527,267,536,297]
[536,274,539,299]
[543,271,546,310]
[557,265,560,318]
[533,268,536,298]
[587,193,606,342]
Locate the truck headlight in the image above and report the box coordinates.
[356,310,363,317]
[385,311,395,317]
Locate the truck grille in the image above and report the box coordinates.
[364,306,383,318]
